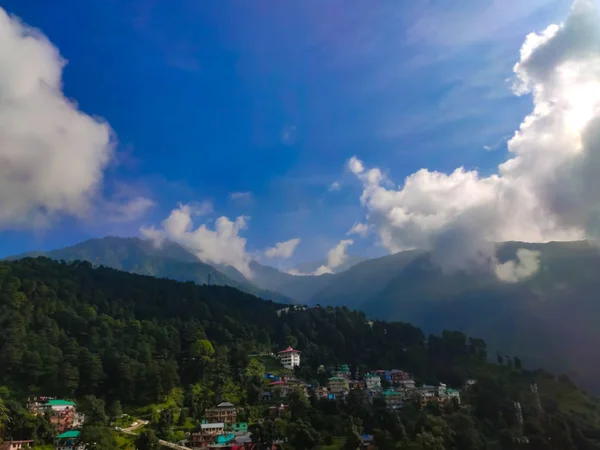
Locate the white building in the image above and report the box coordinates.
[200,423,225,435]
[278,347,300,369]
[365,373,381,392]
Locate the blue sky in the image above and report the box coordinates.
[0,0,573,268]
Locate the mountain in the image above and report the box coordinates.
[3,257,600,450]
[6,236,292,304]
[9,237,600,393]
[291,254,367,275]
[246,241,600,394]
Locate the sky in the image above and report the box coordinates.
[3,0,599,279]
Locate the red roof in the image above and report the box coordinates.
[269,381,286,385]
[278,346,300,354]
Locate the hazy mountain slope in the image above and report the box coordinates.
[308,249,423,307]
[292,254,367,275]
[359,240,600,392]
[248,261,334,303]
[7,237,293,303]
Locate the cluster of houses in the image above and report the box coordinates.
[0,398,87,450]
[269,349,469,412]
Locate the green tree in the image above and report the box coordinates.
[373,429,396,450]
[80,426,117,450]
[136,429,161,450]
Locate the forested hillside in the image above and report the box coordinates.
[2,257,600,449]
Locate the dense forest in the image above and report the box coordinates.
[1,257,600,450]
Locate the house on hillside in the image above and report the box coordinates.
[277,347,300,369]
[28,398,81,434]
[390,369,410,384]
[382,390,403,409]
[55,430,85,450]
[365,373,381,392]
[205,402,237,425]
[328,377,349,395]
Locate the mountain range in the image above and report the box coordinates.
[7,236,600,394]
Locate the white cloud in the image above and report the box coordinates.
[348,157,365,175]
[348,222,369,237]
[313,239,354,275]
[0,9,152,229]
[495,249,541,283]
[104,196,156,223]
[349,0,600,280]
[141,204,253,278]
[483,145,492,151]
[230,191,253,201]
[264,238,301,259]
[329,181,341,192]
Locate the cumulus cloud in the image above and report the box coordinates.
[0,9,152,228]
[141,204,253,278]
[265,238,301,259]
[313,239,354,275]
[349,0,600,280]
[329,181,341,192]
[495,249,541,283]
[348,222,370,237]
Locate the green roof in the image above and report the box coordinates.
[329,377,346,381]
[48,399,75,407]
[365,373,379,378]
[57,430,80,439]
[447,389,459,394]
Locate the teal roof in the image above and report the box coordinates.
[447,389,459,394]
[48,399,75,407]
[329,377,346,381]
[57,430,80,439]
[365,373,379,378]
[383,390,399,396]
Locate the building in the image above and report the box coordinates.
[230,422,249,433]
[314,386,329,399]
[349,380,365,390]
[205,402,237,425]
[382,390,403,409]
[396,379,416,391]
[277,347,301,369]
[445,389,461,405]
[269,380,292,397]
[28,398,79,433]
[0,441,33,450]
[332,364,351,379]
[268,404,289,417]
[328,377,349,395]
[390,369,410,384]
[55,430,85,450]
[364,373,381,392]
[201,423,225,435]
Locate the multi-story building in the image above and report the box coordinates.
[390,369,410,384]
[327,377,349,395]
[205,402,237,425]
[55,430,86,450]
[28,399,79,434]
[365,373,381,392]
[277,347,301,369]
[382,390,403,410]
